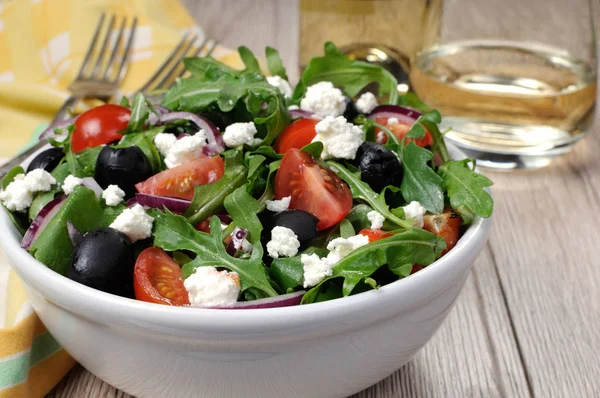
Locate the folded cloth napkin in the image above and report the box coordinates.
[0,1,240,396]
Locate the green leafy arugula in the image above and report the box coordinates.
[302,228,445,303]
[266,47,289,81]
[126,93,151,133]
[400,142,444,214]
[1,166,29,234]
[270,247,328,294]
[115,126,165,173]
[293,42,398,104]
[438,159,493,222]
[238,46,261,73]
[184,56,239,82]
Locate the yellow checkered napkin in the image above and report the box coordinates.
[0,1,240,396]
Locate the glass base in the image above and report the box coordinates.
[441,118,584,170]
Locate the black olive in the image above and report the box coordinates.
[343,97,359,121]
[353,142,403,193]
[67,227,135,297]
[27,148,65,173]
[95,146,153,198]
[261,209,319,250]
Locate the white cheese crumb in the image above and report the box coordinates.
[367,210,385,230]
[387,117,400,126]
[402,201,426,228]
[266,226,300,259]
[355,92,379,114]
[300,81,346,118]
[62,175,83,195]
[223,122,258,148]
[184,266,241,307]
[154,133,177,157]
[102,185,125,206]
[265,196,291,212]
[301,234,370,288]
[0,169,57,212]
[109,204,154,242]
[312,116,364,160]
[267,75,293,98]
[288,105,300,111]
[164,132,207,169]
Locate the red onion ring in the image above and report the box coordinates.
[135,193,191,214]
[21,195,67,249]
[226,227,248,257]
[210,290,305,309]
[289,109,321,120]
[81,177,103,197]
[367,105,422,125]
[66,220,83,247]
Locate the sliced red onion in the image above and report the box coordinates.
[226,227,248,257]
[66,220,83,247]
[367,105,422,125]
[126,197,139,208]
[215,213,232,225]
[81,177,103,197]
[135,193,191,214]
[39,117,77,141]
[289,109,321,120]
[202,143,225,156]
[153,105,170,115]
[21,195,67,250]
[211,290,305,309]
[159,112,225,153]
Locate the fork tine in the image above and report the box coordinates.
[76,13,106,79]
[153,35,200,90]
[102,15,127,80]
[137,32,190,93]
[90,14,115,78]
[111,16,138,84]
[206,40,218,56]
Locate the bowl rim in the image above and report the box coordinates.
[0,144,492,335]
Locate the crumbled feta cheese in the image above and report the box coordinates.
[241,238,253,253]
[223,122,258,148]
[267,75,293,99]
[302,253,334,288]
[301,233,370,288]
[109,204,154,242]
[300,81,346,118]
[265,196,291,212]
[0,175,32,212]
[403,201,426,228]
[367,210,385,230]
[288,105,300,111]
[184,266,241,307]
[312,116,364,159]
[23,169,56,192]
[62,175,83,195]
[0,169,57,212]
[266,226,300,259]
[376,130,387,143]
[387,117,400,126]
[102,185,125,206]
[355,92,378,114]
[154,133,177,157]
[164,132,207,169]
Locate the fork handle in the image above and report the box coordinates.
[0,96,79,179]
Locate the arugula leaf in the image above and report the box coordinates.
[265,47,289,81]
[238,46,261,73]
[270,247,329,293]
[246,145,282,161]
[1,166,24,190]
[74,146,103,177]
[184,57,240,81]
[1,166,29,234]
[301,141,323,159]
[301,280,344,304]
[339,218,355,238]
[345,204,374,231]
[400,142,444,214]
[223,185,265,257]
[403,109,450,164]
[127,93,150,133]
[29,190,57,221]
[438,159,493,220]
[397,93,429,112]
[152,211,277,297]
[326,161,412,229]
[302,228,445,303]
[294,42,398,104]
[115,126,165,173]
[184,151,247,225]
[258,159,280,204]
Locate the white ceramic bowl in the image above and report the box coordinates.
[0,145,491,398]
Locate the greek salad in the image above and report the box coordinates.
[1,43,493,308]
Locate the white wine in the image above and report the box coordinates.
[410,41,596,169]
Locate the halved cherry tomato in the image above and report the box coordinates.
[135,155,224,200]
[275,149,352,230]
[134,247,189,306]
[375,116,433,147]
[72,104,131,153]
[410,264,425,274]
[274,118,319,154]
[423,208,462,255]
[359,228,393,242]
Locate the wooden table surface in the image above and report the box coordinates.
[47,1,600,397]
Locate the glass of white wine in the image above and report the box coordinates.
[410,0,597,169]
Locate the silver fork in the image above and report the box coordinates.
[136,33,218,99]
[0,13,137,178]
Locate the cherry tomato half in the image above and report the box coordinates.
[134,247,189,306]
[274,118,319,154]
[359,228,393,242]
[375,116,433,147]
[72,104,131,153]
[423,209,462,255]
[274,149,352,230]
[135,155,225,200]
